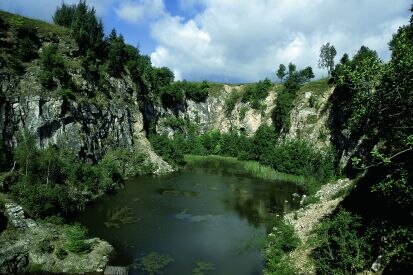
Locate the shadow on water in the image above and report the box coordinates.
[75,162,302,274]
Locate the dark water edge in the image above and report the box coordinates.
[75,166,301,274]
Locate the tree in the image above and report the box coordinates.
[107,29,127,77]
[53,1,104,54]
[318,42,337,76]
[276,64,287,82]
[300,66,315,82]
[288,62,296,75]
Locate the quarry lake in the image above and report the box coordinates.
[76,166,301,274]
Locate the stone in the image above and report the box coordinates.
[371,255,382,272]
[0,244,29,274]
[4,203,27,229]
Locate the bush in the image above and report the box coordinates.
[241,78,272,109]
[224,90,242,116]
[39,44,67,89]
[53,1,104,54]
[185,81,209,102]
[64,224,90,253]
[312,210,370,274]
[265,220,300,274]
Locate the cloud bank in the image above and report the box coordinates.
[149,0,410,82]
[1,0,410,82]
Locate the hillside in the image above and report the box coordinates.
[0,4,412,275]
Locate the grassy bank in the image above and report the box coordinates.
[184,155,307,185]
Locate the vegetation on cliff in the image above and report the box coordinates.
[0,1,411,274]
[307,7,413,274]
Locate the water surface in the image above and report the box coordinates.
[76,166,301,274]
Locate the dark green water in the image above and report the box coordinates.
[76,167,301,274]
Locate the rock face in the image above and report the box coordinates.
[287,88,333,149]
[0,243,29,274]
[1,72,136,162]
[4,203,36,229]
[0,202,113,274]
[0,70,172,173]
[156,85,276,137]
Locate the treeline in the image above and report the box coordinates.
[150,125,335,193]
[0,133,154,218]
[308,6,413,274]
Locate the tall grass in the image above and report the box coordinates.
[184,155,307,186]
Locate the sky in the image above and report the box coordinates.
[0,0,411,83]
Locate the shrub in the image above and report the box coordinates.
[241,78,272,109]
[53,1,104,54]
[39,44,67,89]
[312,210,370,274]
[64,224,90,253]
[224,90,242,116]
[265,220,300,274]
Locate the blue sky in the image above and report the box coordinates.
[0,0,411,83]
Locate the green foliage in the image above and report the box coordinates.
[150,126,334,191]
[264,220,300,274]
[55,248,68,260]
[318,42,337,75]
[106,29,127,77]
[192,262,215,275]
[241,78,272,109]
[160,81,185,108]
[36,238,54,253]
[53,1,104,54]
[159,80,209,108]
[8,132,149,217]
[318,22,412,273]
[312,210,370,274]
[224,89,243,116]
[258,139,335,191]
[64,224,90,253]
[138,252,174,275]
[149,134,186,166]
[185,155,306,185]
[15,25,40,62]
[39,44,67,89]
[276,64,287,82]
[272,64,315,132]
[185,80,209,102]
[272,89,295,132]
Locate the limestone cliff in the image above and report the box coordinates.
[0,11,172,173]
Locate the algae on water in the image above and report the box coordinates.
[104,206,139,229]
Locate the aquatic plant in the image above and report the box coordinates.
[184,155,307,185]
[104,206,139,229]
[192,261,215,275]
[138,252,174,275]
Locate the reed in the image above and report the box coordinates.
[184,154,309,186]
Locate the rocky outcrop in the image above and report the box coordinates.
[0,68,172,172]
[156,85,275,137]
[0,202,113,274]
[4,203,36,230]
[287,87,333,149]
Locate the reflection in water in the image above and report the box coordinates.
[192,262,215,275]
[175,209,222,223]
[224,182,300,229]
[104,206,140,229]
[76,166,300,274]
[132,252,174,274]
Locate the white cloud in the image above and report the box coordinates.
[0,0,118,21]
[114,0,165,24]
[150,0,411,82]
